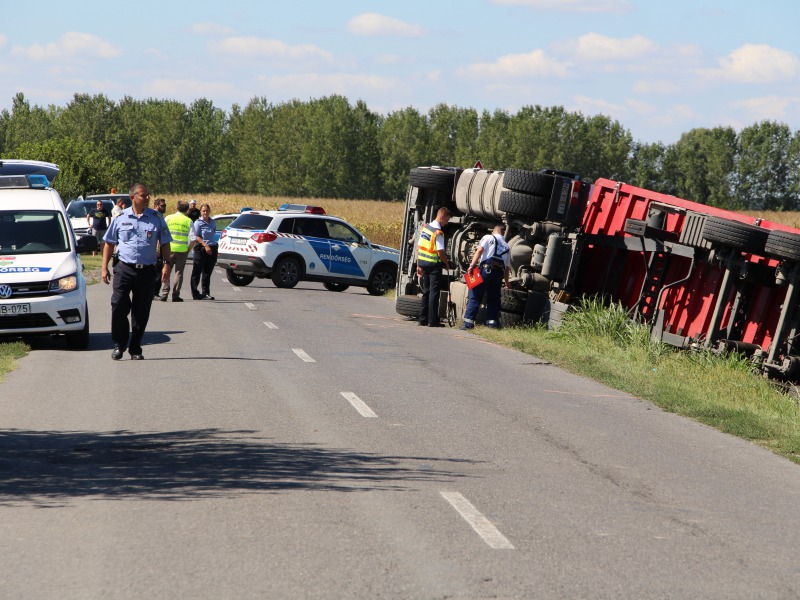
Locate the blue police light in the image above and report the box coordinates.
[27,174,50,189]
[278,203,326,214]
[240,206,253,212]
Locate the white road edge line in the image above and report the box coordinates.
[292,348,316,363]
[245,302,257,310]
[263,321,279,329]
[340,392,377,418]
[440,491,515,550]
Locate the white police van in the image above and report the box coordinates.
[0,160,97,349]
[216,204,399,295]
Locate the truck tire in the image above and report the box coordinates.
[701,217,768,254]
[409,167,458,191]
[497,190,548,219]
[764,230,800,262]
[502,169,555,196]
[396,294,421,318]
[499,310,523,328]
[500,288,527,314]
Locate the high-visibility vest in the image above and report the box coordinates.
[416,223,442,266]
[165,212,192,253]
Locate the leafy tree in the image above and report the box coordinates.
[475,109,512,170]
[11,137,125,199]
[734,121,796,211]
[378,107,431,200]
[174,98,225,193]
[428,103,478,167]
[665,127,737,207]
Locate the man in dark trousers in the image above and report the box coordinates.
[415,206,453,327]
[101,184,172,360]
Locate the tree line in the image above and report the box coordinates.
[1,92,798,211]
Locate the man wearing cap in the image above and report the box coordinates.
[187,199,200,222]
[101,183,172,360]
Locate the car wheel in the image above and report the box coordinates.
[226,270,254,286]
[367,265,396,296]
[65,304,90,350]
[324,282,350,292]
[271,256,301,288]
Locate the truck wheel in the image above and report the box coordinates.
[409,167,458,191]
[226,270,254,286]
[396,294,421,318]
[324,282,350,292]
[499,310,523,328]
[502,169,555,196]
[765,230,800,262]
[271,256,301,288]
[500,288,527,314]
[65,305,90,350]
[367,265,396,296]
[498,190,548,219]
[701,217,768,254]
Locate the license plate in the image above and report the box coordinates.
[0,303,31,316]
[229,237,247,246]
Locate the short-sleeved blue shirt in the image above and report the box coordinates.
[103,207,172,265]
[190,218,217,246]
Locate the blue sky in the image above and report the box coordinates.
[1,0,798,145]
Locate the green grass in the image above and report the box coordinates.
[480,297,800,464]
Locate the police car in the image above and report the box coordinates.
[0,159,97,349]
[216,204,399,295]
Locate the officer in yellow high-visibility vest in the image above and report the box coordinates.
[161,200,194,302]
[416,206,453,327]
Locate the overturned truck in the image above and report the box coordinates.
[396,166,800,385]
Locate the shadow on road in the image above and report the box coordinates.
[0,428,475,506]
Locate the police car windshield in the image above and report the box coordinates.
[229,214,273,230]
[68,200,112,218]
[0,210,70,254]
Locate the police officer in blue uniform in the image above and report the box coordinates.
[101,184,172,360]
[460,224,511,330]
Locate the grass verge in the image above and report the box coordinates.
[480,297,800,464]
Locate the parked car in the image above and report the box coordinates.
[216,204,399,294]
[66,194,131,236]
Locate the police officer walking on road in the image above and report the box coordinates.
[101,184,172,360]
[460,224,511,330]
[416,206,453,327]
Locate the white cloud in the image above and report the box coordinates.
[210,36,333,63]
[347,13,425,37]
[144,78,237,99]
[732,96,800,122]
[257,72,399,97]
[460,49,570,79]
[490,0,633,13]
[11,32,121,61]
[575,33,656,61]
[702,44,800,84]
[190,22,236,36]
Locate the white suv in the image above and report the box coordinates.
[0,160,97,348]
[216,204,399,295]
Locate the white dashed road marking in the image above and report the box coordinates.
[232,286,241,292]
[340,392,377,418]
[245,302,257,310]
[440,491,514,549]
[292,349,315,363]
[263,321,278,329]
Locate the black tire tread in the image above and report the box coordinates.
[396,294,421,318]
[765,230,800,262]
[502,169,555,196]
[497,190,548,219]
[701,217,768,254]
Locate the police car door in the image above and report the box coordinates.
[324,220,370,281]
[294,217,333,275]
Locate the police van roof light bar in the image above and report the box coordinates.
[278,203,326,214]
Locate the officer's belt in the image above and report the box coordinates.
[120,261,155,270]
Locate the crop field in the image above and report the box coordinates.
[167,194,406,249]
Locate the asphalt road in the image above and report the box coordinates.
[1,271,800,599]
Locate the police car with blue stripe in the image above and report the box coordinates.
[216,204,399,295]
